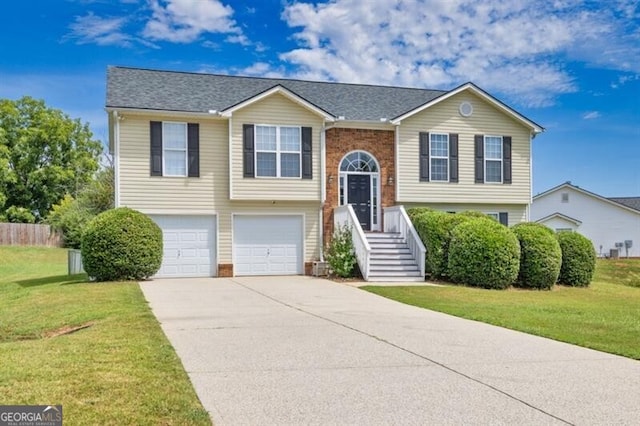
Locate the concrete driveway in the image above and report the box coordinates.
[140,276,640,425]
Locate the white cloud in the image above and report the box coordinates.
[271,0,640,107]
[142,0,242,43]
[582,111,601,120]
[66,13,132,47]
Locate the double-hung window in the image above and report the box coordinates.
[484,136,503,183]
[430,133,449,181]
[255,125,301,178]
[163,122,188,176]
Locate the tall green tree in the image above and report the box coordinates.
[0,96,102,221]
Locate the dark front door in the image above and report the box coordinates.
[347,174,371,230]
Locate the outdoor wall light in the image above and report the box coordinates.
[328,174,334,184]
[387,176,394,186]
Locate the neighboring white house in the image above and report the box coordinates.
[531,182,640,258]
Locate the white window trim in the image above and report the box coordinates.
[254,124,302,178]
[162,121,188,177]
[486,212,500,221]
[484,135,503,184]
[429,132,449,182]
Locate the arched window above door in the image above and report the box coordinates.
[339,151,379,173]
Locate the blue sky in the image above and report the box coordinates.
[1,0,638,196]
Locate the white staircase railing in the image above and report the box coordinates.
[383,205,426,279]
[334,205,371,280]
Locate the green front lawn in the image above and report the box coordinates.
[364,259,640,359]
[0,246,210,425]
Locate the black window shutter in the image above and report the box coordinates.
[503,136,512,184]
[449,133,458,183]
[187,123,199,177]
[243,124,255,178]
[499,212,509,226]
[419,132,429,182]
[150,121,163,176]
[301,127,312,179]
[474,135,484,183]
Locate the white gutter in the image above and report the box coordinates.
[105,107,225,119]
[111,111,121,207]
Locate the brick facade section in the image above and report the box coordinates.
[323,128,396,244]
[218,263,233,277]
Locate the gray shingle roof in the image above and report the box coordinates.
[106,66,447,121]
[609,197,640,212]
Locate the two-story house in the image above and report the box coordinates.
[106,66,543,281]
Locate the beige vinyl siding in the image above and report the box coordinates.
[402,203,528,226]
[231,93,323,201]
[397,91,532,204]
[118,113,322,266]
[222,201,320,264]
[118,114,227,210]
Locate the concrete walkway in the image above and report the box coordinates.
[140,276,640,425]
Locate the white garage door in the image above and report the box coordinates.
[234,215,303,276]
[151,215,216,278]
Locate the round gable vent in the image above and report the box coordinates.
[459,101,473,117]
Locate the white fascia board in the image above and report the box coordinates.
[390,83,544,134]
[219,85,335,121]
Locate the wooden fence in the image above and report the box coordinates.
[0,223,63,247]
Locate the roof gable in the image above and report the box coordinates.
[390,82,544,133]
[219,85,334,120]
[535,212,582,226]
[534,182,640,216]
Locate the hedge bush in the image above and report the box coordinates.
[81,207,163,281]
[556,231,596,287]
[412,211,471,279]
[458,210,495,221]
[448,218,520,289]
[512,223,561,289]
[406,207,433,222]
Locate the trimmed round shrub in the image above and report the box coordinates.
[413,211,472,278]
[448,218,520,289]
[556,231,596,287]
[81,207,163,281]
[512,223,561,289]
[458,210,496,221]
[407,207,433,222]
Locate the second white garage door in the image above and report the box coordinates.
[151,215,216,278]
[233,215,303,276]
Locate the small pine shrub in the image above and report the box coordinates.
[412,210,471,278]
[556,231,596,287]
[448,218,520,289]
[81,207,163,281]
[512,223,561,289]
[325,224,357,278]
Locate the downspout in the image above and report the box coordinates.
[319,122,327,261]
[228,116,234,200]
[527,131,535,221]
[112,110,121,207]
[394,122,400,206]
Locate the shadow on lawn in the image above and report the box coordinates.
[17,274,88,288]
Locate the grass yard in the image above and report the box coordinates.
[364,259,640,360]
[0,246,210,425]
